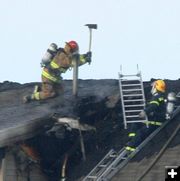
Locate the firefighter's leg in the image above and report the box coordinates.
[54,82,64,96]
[23,82,55,103]
[141,124,159,140]
[125,123,146,152]
[127,123,142,139]
[126,123,160,153]
[38,82,56,100]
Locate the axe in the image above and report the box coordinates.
[85,24,98,52]
[73,24,97,97]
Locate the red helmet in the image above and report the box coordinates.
[66,40,79,53]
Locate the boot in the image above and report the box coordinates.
[23,85,40,103]
[125,146,136,156]
[23,95,32,103]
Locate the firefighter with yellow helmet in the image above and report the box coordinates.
[23,41,91,103]
[125,79,166,153]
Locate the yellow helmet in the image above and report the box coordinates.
[152,80,166,93]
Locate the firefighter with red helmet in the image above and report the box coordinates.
[23,41,91,102]
[125,79,167,153]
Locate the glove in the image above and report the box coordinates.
[84,51,92,64]
[40,62,46,67]
[139,110,146,119]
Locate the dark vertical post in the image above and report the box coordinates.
[73,56,78,97]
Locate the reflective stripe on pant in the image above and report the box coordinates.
[31,82,55,100]
[42,69,60,83]
[127,123,160,148]
[125,146,136,152]
[128,133,136,137]
[147,121,162,126]
[32,92,40,100]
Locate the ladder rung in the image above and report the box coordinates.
[126,115,140,118]
[122,89,142,92]
[125,110,143,112]
[124,99,144,102]
[109,154,117,158]
[99,164,107,168]
[123,94,143,97]
[121,156,127,160]
[111,167,116,170]
[119,74,140,77]
[87,176,97,179]
[124,104,145,107]
[121,79,140,82]
[122,84,141,87]
[126,120,147,123]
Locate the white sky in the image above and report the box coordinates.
[0,0,180,83]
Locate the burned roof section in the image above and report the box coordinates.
[0,79,180,181]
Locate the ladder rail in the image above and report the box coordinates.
[96,150,128,181]
[118,73,127,129]
[82,149,116,181]
[139,71,149,127]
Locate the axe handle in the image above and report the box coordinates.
[88,28,92,52]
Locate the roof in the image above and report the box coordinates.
[0,79,119,148]
[1,79,180,181]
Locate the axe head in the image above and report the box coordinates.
[85,24,97,29]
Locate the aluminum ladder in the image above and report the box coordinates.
[82,106,180,181]
[82,148,129,181]
[118,67,148,129]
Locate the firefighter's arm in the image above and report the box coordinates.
[50,53,70,71]
[144,99,160,115]
[79,51,92,65]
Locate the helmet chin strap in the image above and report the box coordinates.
[151,86,157,95]
[71,49,79,55]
